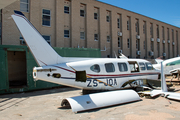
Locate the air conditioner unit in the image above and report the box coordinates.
[172,42,175,45]
[118,49,122,54]
[136,35,140,39]
[157,38,160,42]
[117,32,122,36]
[149,51,154,56]
[168,40,170,43]
[162,40,165,44]
[136,51,141,55]
[163,53,166,57]
[151,38,154,41]
[20,40,26,45]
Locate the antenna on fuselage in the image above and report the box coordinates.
[114,51,117,59]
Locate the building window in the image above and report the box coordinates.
[107,36,111,42]
[20,34,26,45]
[157,43,159,51]
[64,6,70,14]
[136,40,140,50]
[127,20,129,30]
[127,39,130,48]
[42,9,51,26]
[172,29,174,41]
[157,25,159,38]
[106,16,110,22]
[64,30,70,38]
[143,22,146,34]
[42,35,51,45]
[150,23,153,36]
[167,28,169,39]
[135,22,138,32]
[162,27,164,39]
[136,40,138,49]
[118,37,121,48]
[151,42,153,51]
[80,10,85,17]
[20,0,29,12]
[94,13,98,20]
[80,32,85,40]
[94,34,99,41]
[143,41,145,49]
[117,18,120,28]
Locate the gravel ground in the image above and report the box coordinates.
[0,85,180,120]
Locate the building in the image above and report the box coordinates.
[0,0,180,59]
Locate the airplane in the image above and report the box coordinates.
[153,57,180,76]
[12,10,161,112]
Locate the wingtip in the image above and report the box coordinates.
[14,10,25,16]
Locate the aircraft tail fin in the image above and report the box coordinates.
[119,53,128,59]
[11,10,65,66]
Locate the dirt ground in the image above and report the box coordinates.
[0,85,180,120]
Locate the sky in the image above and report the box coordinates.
[98,0,180,28]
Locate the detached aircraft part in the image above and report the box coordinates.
[61,90,141,113]
[139,62,180,101]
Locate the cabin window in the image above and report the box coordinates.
[166,60,180,66]
[90,64,100,73]
[118,63,128,72]
[139,62,146,70]
[128,61,139,72]
[145,62,154,70]
[105,63,115,73]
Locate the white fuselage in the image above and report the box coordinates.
[33,58,160,90]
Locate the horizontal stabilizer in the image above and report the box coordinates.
[165,92,180,101]
[61,90,140,113]
[12,10,65,66]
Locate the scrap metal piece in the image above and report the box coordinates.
[61,90,141,113]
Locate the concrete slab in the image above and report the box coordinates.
[0,86,180,120]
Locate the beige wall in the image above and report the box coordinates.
[1,0,180,59]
